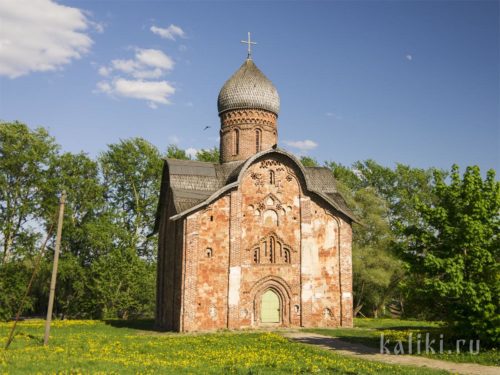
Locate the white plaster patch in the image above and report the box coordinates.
[228,266,241,306]
[294,196,301,207]
[302,223,312,236]
[302,282,313,301]
[313,218,322,231]
[301,238,315,274]
[342,292,352,299]
[324,219,335,248]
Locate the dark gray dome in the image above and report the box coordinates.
[217,59,280,116]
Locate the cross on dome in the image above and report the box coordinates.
[241,32,257,59]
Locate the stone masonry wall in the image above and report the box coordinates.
[219,109,278,163]
[176,154,353,331]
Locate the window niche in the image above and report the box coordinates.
[232,129,240,156]
[256,129,262,152]
[206,248,213,258]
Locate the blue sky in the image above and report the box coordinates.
[0,0,498,173]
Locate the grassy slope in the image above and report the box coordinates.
[0,320,447,374]
[305,318,499,367]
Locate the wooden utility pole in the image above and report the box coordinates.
[44,190,66,346]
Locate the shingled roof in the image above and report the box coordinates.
[153,149,356,234]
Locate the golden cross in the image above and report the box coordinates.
[241,32,257,59]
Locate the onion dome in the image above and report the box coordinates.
[217,58,280,116]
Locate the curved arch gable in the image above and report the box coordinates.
[235,148,310,192]
[169,148,356,223]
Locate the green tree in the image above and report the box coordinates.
[0,122,58,263]
[90,248,155,319]
[402,165,499,344]
[166,144,190,160]
[328,162,404,317]
[196,147,219,163]
[43,152,106,263]
[300,156,319,167]
[100,138,162,260]
[350,188,403,317]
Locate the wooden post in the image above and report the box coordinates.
[44,190,66,346]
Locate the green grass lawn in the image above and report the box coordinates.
[305,318,499,367]
[0,319,448,374]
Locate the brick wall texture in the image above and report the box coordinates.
[219,109,278,163]
[156,153,353,331]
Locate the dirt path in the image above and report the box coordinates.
[282,332,498,375]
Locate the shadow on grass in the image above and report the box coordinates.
[104,319,159,332]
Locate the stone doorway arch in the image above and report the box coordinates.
[251,276,292,326]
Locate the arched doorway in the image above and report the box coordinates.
[261,289,280,323]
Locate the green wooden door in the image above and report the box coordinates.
[261,290,280,323]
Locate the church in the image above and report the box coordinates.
[153,41,355,332]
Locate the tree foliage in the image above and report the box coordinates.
[0,122,58,263]
[402,165,499,345]
[328,162,403,317]
[100,138,162,260]
[196,147,220,163]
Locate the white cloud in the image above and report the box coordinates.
[96,48,176,107]
[168,135,180,144]
[96,81,111,93]
[283,139,318,152]
[136,49,174,70]
[326,112,342,120]
[111,59,139,74]
[185,147,198,159]
[0,0,93,78]
[92,21,105,34]
[97,78,175,105]
[132,68,163,79]
[98,66,111,76]
[405,54,413,61]
[150,24,185,41]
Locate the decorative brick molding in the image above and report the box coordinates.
[219,109,278,163]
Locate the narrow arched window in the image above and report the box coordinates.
[233,129,239,156]
[253,248,259,264]
[269,170,275,185]
[284,248,291,264]
[256,129,261,152]
[269,236,275,263]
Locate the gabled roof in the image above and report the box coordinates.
[153,149,356,234]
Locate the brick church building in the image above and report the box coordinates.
[153,51,355,332]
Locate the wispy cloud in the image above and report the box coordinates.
[168,135,180,144]
[150,24,185,41]
[283,139,318,153]
[405,54,413,61]
[326,112,342,120]
[0,0,93,78]
[95,48,176,107]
